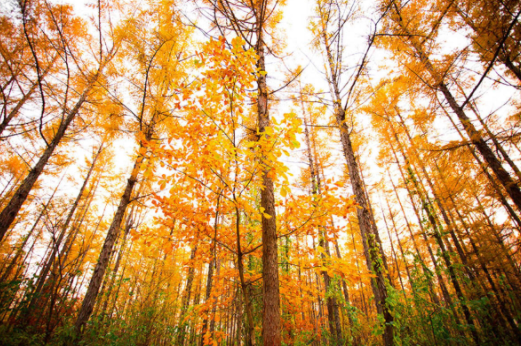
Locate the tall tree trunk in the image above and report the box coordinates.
[389,124,479,341]
[99,216,133,321]
[26,144,102,317]
[386,131,463,330]
[73,137,147,337]
[465,102,521,182]
[380,197,410,293]
[436,164,521,342]
[319,17,393,341]
[0,66,106,242]
[176,241,199,346]
[234,208,255,346]
[387,172,442,307]
[473,195,521,288]
[257,38,281,346]
[394,116,480,282]
[302,98,343,345]
[0,55,58,137]
[201,196,221,345]
[389,1,521,214]
[0,197,49,284]
[440,105,521,229]
[336,114,393,345]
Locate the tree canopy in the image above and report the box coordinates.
[0,0,520,345]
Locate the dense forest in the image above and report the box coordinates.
[0,0,520,345]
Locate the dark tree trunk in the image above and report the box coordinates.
[390,3,521,214]
[72,139,146,337]
[336,115,393,345]
[257,41,281,346]
[25,144,102,319]
[0,55,57,137]
[0,72,102,242]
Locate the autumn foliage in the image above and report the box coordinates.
[0,0,520,345]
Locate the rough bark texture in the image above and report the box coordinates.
[0,64,105,243]
[389,1,521,213]
[73,145,144,336]
[27,144,102,318]
[257,42,281,346]
[336,112,393,345]
[318,13,393,342]
[259,143,280,342]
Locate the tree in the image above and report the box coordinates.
[310,0,395,344]
[0,0,118,243]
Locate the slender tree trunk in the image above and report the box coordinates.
[389,124,479,341]
[256,38,281,346]
[436,164,521,342]
[0,66,107,242]
[381,196,411,293]
[234,208,255,346]
[466,103,521,182]
[336,115,393,344]
[26,145,102,317]
[440,105,521,229]
[73,137,147,337]
[302,99,343,345]
[390,3,521,214]
[386,131,464,332]
[394,116,480,283]
[201,196,221,345]
[387,172,442,307]
[473,194,521,287]
[209,257,220,336]
[350,223,369,317]
[176,241,199,346]
[99,217,132,320]
[0,55,58,137]
[0,199,48,284]
[319,20,393,340]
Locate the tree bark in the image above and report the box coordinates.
[257,40,281,346]
[0,55,58,137]
[336,116,393,345]
[72,139,146,337]
[303,108,343,345]
[389,2,521,214]
[26,144,102,318]
[0,70,103,243]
